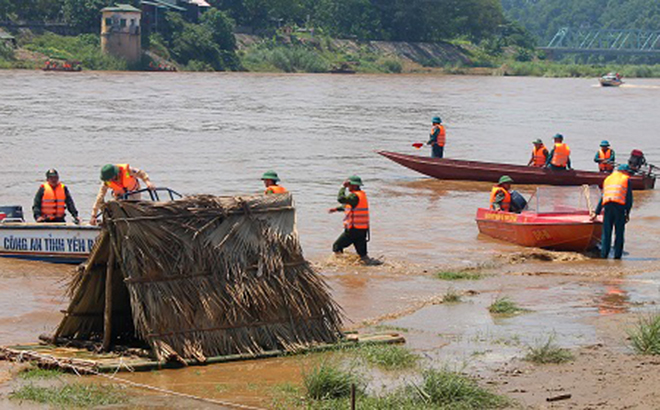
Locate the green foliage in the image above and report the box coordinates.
[443,288,462,303]
[0,41,14,61]
[19,368,63,380]
[303,361,365,400]
[25,33,127,70]
[488,297,530,316]
[524,335,574,364]
[500,61,660,78]
[9,383,126,407]
[356,344,419,370]
[628,313,660,355]
[435,271,484,281]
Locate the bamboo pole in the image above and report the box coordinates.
[102,250,115,351]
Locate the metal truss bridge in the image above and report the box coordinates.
[539,27,660,56]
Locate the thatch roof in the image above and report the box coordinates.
[54,194,344,362]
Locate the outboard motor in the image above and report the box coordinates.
[628,149,647,173]
[0,206,25,222]
[509,190,528,214]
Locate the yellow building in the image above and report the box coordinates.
[101,4,142,63]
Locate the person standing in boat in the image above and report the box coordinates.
[262,170,288,194]
[490,176,513,212]
[545,134,571,170]
[90,164,155,226]
[594,140,615,173]
[328,175,373,263]
[426,116,446,158]
[591,164,633,259]
[33,169,80,224]
[527,139,549,167]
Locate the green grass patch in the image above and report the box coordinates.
[488,297,530,316]
[303,360,365,400]
[435,270,484,281]
[18,368,63,380]
[443,288,462,303]
[373,324,409,333]
[9,383,126,407]
[524,336,574,364]
[23,33,128,70]
[628,313,660,355]
[355,344,419,370]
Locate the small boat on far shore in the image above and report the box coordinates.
[599,73,623,87]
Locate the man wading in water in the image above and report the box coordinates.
[328,175,380,265]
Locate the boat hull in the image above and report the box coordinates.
[475,208,602,252]
[600,78,623,87]
[378,151,655,190]
[0,223,100,264]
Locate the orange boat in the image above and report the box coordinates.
[476,186,603,252]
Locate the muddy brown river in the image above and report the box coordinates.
[1,70,660,407]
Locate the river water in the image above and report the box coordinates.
[1,71,660,405]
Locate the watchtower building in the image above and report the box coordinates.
[101,4,142,63]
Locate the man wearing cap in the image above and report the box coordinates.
[90,164,155,226]
[328,175,371,262]
[426,116,446,158]
[545,134,571,170]
[490,176,513,211]
[528,139,549,167]
[594,141,615,173]
[591,164,633,259]
[32,169,80,223]
[262,171,287,194]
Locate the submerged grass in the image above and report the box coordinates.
[628,313,660,355]
[524,335,574,364]
[435,270,484,281]
[356,344,419,370]
[488,297,530,316]
[9,383,126,407]
[303,360,365,400]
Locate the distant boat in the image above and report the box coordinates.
[599,73,623,87]
[378,151,656,190]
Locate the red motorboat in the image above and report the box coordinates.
[378,151,656,190]
[476,186,603,252]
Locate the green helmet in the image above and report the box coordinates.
[348,175,363,186]
[45,168,59,177]
[261,170,280,182]
[600,140,610,147]
[432,116,442,124]
[553,133,564,141]
[498,175,514,185]
[533,139,543,145]
[100,164,119,181]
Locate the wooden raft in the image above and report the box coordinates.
[0,332,405,374]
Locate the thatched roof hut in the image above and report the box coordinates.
[53,194,344,362]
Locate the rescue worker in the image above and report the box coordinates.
[591,164,633,259]
[545,134,571,170]
[90,164,155,226]
[594,140,615,173]
[32,169,80,223]
[261,170,287,194]
[490,175,513,212]
[527,139,549,167]
[426,116,446,158]
[328,175,371,262]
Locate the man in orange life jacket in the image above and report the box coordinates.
[594,140,615,173]
[426,116,446,158]
[527,139,549,167]
[545,134,571,170]
[90,164,155,226]
[261,170,288,194]
[33,169,80,223]
[591,164,633,259]
[328,175,371,262]
[490,175,513,211]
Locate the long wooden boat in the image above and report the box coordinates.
[378,151,656,190]
[0,223,100,264]
[476,208,602,252]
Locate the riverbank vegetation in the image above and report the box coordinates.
[524,335,574,364]
[628,313,660,355]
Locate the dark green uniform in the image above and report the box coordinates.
[332,187,368,257]
[594,184,633,259]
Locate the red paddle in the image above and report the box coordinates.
[412,143,424,149]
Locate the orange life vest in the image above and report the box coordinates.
[343,190,369,230]
[598,149,614,172]
[603,171,630,205]
[551,143,571,167]
[265,185,287,194]
[532,146,548,167]
[431,124,446,147]
[41,183,66,219]
[105,164,140,197]
[490,186,511,212]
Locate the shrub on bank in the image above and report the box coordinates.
[628,313,660,355]
[24,33,127,70]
